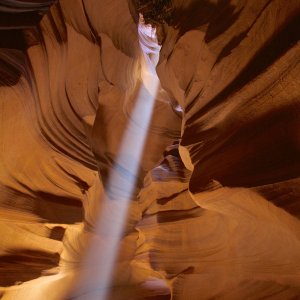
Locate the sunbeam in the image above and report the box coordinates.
[69,16,160,300]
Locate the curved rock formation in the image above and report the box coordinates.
[0,0,300,299]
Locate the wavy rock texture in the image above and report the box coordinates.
[0,0,300,299]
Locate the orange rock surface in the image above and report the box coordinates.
[0,0,299,299]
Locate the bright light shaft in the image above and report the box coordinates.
[71,21,160,300]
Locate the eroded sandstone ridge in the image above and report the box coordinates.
[0,0,300,299]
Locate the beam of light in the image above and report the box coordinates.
[68,17,160,300]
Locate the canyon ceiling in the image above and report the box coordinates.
[0,0,300,299]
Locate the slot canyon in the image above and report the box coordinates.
[0,0,300,299]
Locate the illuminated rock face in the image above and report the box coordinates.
[0,0,300,299]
